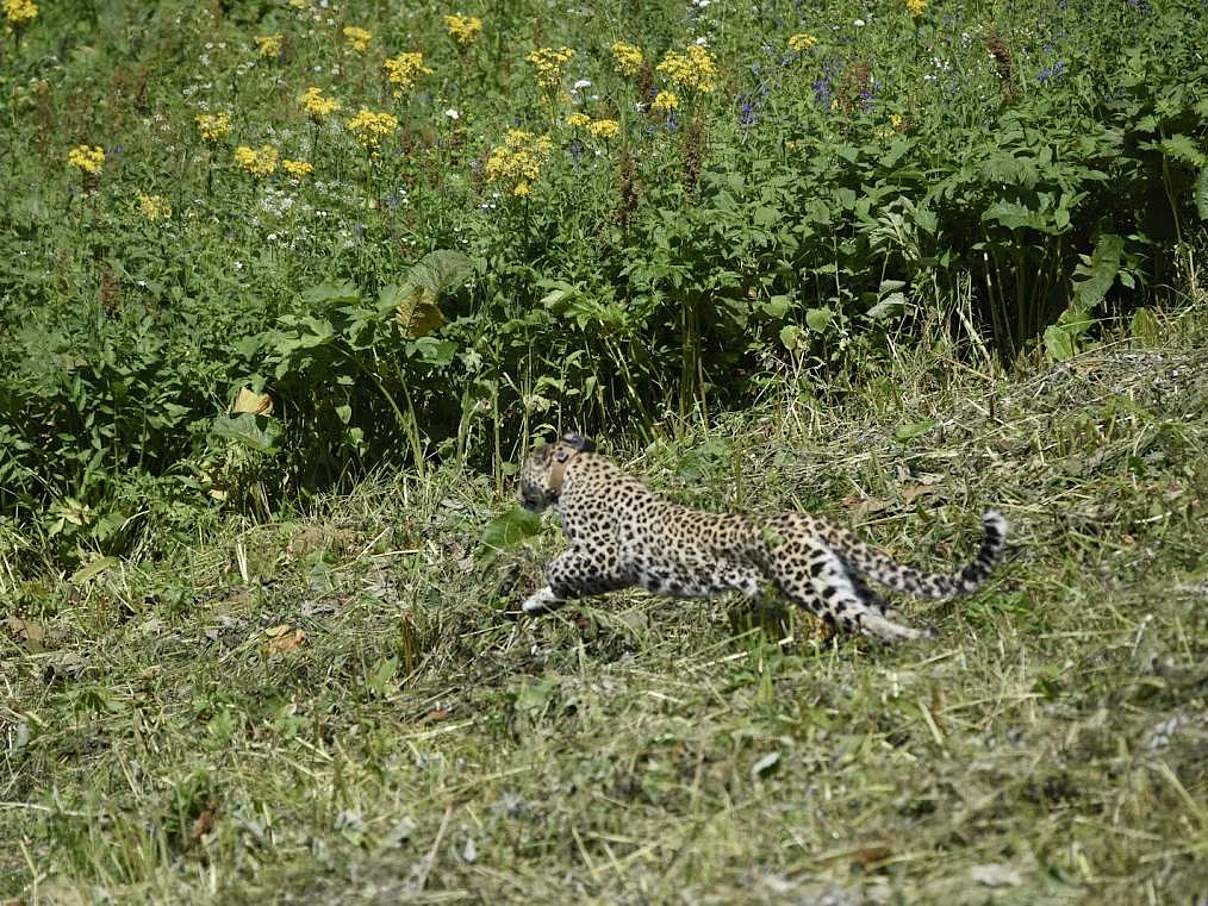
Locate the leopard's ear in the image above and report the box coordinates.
[563,433,595,453]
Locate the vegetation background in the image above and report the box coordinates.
[0,0,1205,901]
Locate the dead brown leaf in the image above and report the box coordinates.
[231,387,273,416]
[264,624,305,654]
[190,808,216,842]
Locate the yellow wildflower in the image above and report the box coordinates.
[196,112,233,143]
[255,34,283,59]
[874,113,908,139]
[233,144,279,178]
[526,46,575,91]
[485,129,552,198]
[346,107,399,151]
[656,45,716,94]
[299,86,340,119]
[906,0,927,16]
[650,90,678,113]
[137,193,172,221]
[444,14,482,48]
[587,118,619,140]
[383,52,433,97]
[611,41,643,78]
[67,144,105,175]
[281,159,314,179]
[342,26,373,53]
[4,0,37,29]
[788,33,817,52]
[566,112,591,129]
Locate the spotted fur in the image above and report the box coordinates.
[516,434,1008,642]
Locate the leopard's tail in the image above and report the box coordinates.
[822,510,1008,601]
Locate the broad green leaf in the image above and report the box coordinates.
[386,250,474,339]
[894,419,936,442]
[1071,233,1124,311]
[382,282,444,339]
[779,324,804,350]
[301,280,361,307]
[753,206,780,227]
[1043,324,1077,361]
[804,307,832,331]
[479,506,542,556]
[981,199,1050,233]
[866,292,906,321]
[409,337,457,366]
[210,413,281,454]
[763,295,791,318]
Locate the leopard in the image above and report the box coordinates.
[514,433,1008,642]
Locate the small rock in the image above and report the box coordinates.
[969,863,1022,887]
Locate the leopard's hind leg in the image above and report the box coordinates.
[772,535,930,643]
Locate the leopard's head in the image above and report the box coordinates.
[518,433,595,512]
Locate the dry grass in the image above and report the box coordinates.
[2,312,1206,904]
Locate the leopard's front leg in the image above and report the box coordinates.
[521,544,631,615]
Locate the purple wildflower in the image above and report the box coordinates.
[813,77,833,108]
[737,91,759,126]
[1037,60,1066,84]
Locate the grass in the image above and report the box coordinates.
[2,303,1206,903]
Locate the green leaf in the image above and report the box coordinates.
[753,206,780,227]
[386,250,474,339]
[479,506,542,556]
[301,280,361,307]
[779,324,804,351]
[210,413,281,454]
[366,656,398,698]
[409,337,457,367]
[804,307,833,331]
[1158,134,1206,167]
[1043,324,1078,361]
[894,419,936,442]
[1071,233,1124,311]
[335,404,352,424]
[763,295,791,318]
[1197,165,1208,221]
[1130,307,1161,344]
[981,199,1051,233]
[382,282,444,339]
[514,676,559,717]
[70,556,120,585]
[866,292,906,321]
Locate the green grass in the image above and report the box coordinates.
[4,307,1206,902]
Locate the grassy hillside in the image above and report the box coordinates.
[3,308,1206,901]
[2,0,1207,901]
